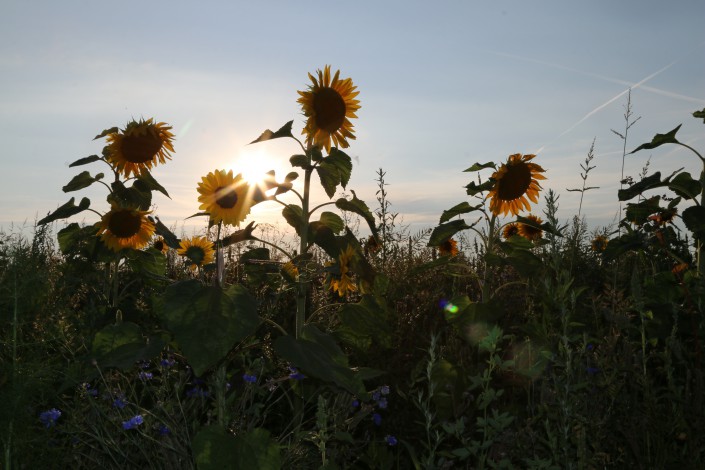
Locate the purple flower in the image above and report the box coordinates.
[372,391,381,401]
[138,371,153,381]
[288,367,305,380]
[372,413,382,426]
[137,360,151,369]
[158,424,170,436]
[351,399,360,408]
[122,415,144,430]
[243,373,257,384]
[186,387,209,398]
[377,397,388,409]
[380,385,390,395]
[113,396,127,409]
[385,435,398,446]
[39,408,61,428]
[160,357,176,367]
[586,344,594,352]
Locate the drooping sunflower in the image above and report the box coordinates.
[591,235,608,252]
[487,154,546,216]
[297,65,360,153]
[152,237,168,254]
[97,205,155,252]
[105,118,175,178]
[177,236,215,270]
[329,245,357,297]
[438,238,459,257]
[502,223,521,239]
[518,214,544,241]
[197,170,253,226]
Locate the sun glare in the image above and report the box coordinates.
[231,148,281,187]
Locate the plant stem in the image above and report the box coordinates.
[296,165,313,339]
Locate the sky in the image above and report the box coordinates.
[2,0,704,241]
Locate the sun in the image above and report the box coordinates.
[231,148,281,187]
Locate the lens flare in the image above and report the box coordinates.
[439,299,459,314]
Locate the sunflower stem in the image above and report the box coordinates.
[296,164,313,339]
[481,214,497,303]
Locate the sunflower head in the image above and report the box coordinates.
[591,235,609,252]
[648,208,677,226]
[438,238,459,257]
[488,154,546,217]
[97,205,155,252]
[328,245,358,297]
[152,237,168,254]
[106,118,175,178]
[297,65,360,153]
[518,214,544,241]
[502,223,520,239]
[197,170,253,226]
[177,236,215,270]
[281,261,299,283]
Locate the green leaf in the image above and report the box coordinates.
[290,154,310,169]
[108,180,152,210]
[150,216,180,249]
[465,179,495,197]
[318,211,344,233]
[158,281,260,376]
[91,322,165,370]
[62,171,100,192]
[282,205,304,236]
[682,206,705,240]
[617,172,663,201]
[285,171,299,183]
[135,170,170,198]
[316,163,340,199]
[337,295,392,351]
[668,172,701,200]
[630,124,682,154]
[69,155,101,167]
[428,219,471,246]
[327,148,353,187]
[603,231,643,260]
[693,108,705,123]
[463,162,496,172]
[93,126,118,140]
[335,191,377,237]
[126,249,166,279]
[440,202,482,224]
[37,197,91,225]
[249,120,293,144]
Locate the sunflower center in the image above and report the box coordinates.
[154,240,165,251]
[121,133,163,164]
[313,87,346,133]
[108,210,141,238]
[185,246,205,265]
[497,162,532,201]
[215,186,239,209]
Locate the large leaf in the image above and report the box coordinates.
[62,171,104,192]
[108,180,152,210]
[94,126,118,140]
[150,216,180,249]
[682,206,705,240]
[465,179,495,197]
[91,322,165,370]
[617,172,664,201]
[694,108,705,123]
[193,426,281,470]
[318,211,344,233]
[335,191,377,237]
[135,170,170,198]
[282,204,304,236]
[668,172,701,200]
[428,219,471,246]
[316,148,353,198]
[463,161,496,172]
[629,124,682,154]
[69,155,101,167]
[337,295,392,351]
[37,197,91,225]
[159,281,260,376]
[249,120,293,144]
[440,202,482,224]
[289,154,310,169]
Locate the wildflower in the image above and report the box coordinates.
[329,245,357,297]
[97,205,155,252]
[80,383,98,397]
[153,237,168,254]
[39,408,61,428]
[377,397,388,409]
[122,415,144,430]
[591,235,608,252]
[385,435,398,446]
[288,367,305,380]
[197,169,254,226]
[502,223,520,239]
[243,373,257,383]
[138,371,153,381]
[158,424,170,436]
[160,357,175,367]
[372,413,382,426]
[518,214,543,241]
[372,391,381,401]
[105,118,174,178]
[177,236,215,270]
[351,399,360,408]
[298,65,360,153]
[113,396,127,409]
[186,387,209,398]
[380,385,390,395]
[438,238,459,257]
[487,153,546,216]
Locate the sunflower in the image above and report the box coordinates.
[648,208,677,226]
[329,245,357,297]
[177,236,215,270]
[97,206,155,252]
[487,154,546,216]
[591,235,608,252]
[439,238,459,257]
[281,261,299,283]
[197,170,253,226]
[105,118,175,177]
[518,214,544,241]
[152,237,168,254]
[297,65,360,153]
[502,223,520,239]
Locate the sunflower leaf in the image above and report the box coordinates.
[336,191,377,237]
[428,219,471,246]
[38,197,91,225]
[617,172,664,201]
[326,148,353,188]
[682,206,705,240]
[290,154,311,169]
[282,205,304,236]
[285,172,299,183]
[150,216,180,249]
[316,164,340,199]
[135,170,170,198]
[249,121,294,144]
[629,125,682,154]
[463,162,496,172]
[440,202,482,224]
[62,171,100,192]
[318,211,344,234]
[93,127,118,140]
[465,179,495,197]
[668,172,701,200]
[693,108,705,123]
[69,155,101,167]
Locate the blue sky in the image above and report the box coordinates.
[2,1,704,238]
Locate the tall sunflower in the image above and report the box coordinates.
[106,118,175,178]
[197,170,253,226]
[329,245,357,297]
[502,223,520,239]
[591,235,608,252]
[152,237,168,254]
[177,236,215,270]
[487,154,546,216]
[98,206,155,252]
[439,238,459,257]
[518,214,544,241]
[297,65,360,153]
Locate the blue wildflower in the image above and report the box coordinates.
[39,408,61,428]
[186,387,209,398]
[351,399,360,408]
[122,415,144,430]
[288,367,305,380]
[372,391,381,401]
[138,371,153,381]
[137,360,151,369]
[380,385,390,395]
[385,435,398,446]
[158,424,170,436]
[113,396,127,409]
[160,357,176,367]
[243,373,257,383]
[372,413,382,426]
[377,397,388,409]
[586,344,594,352]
